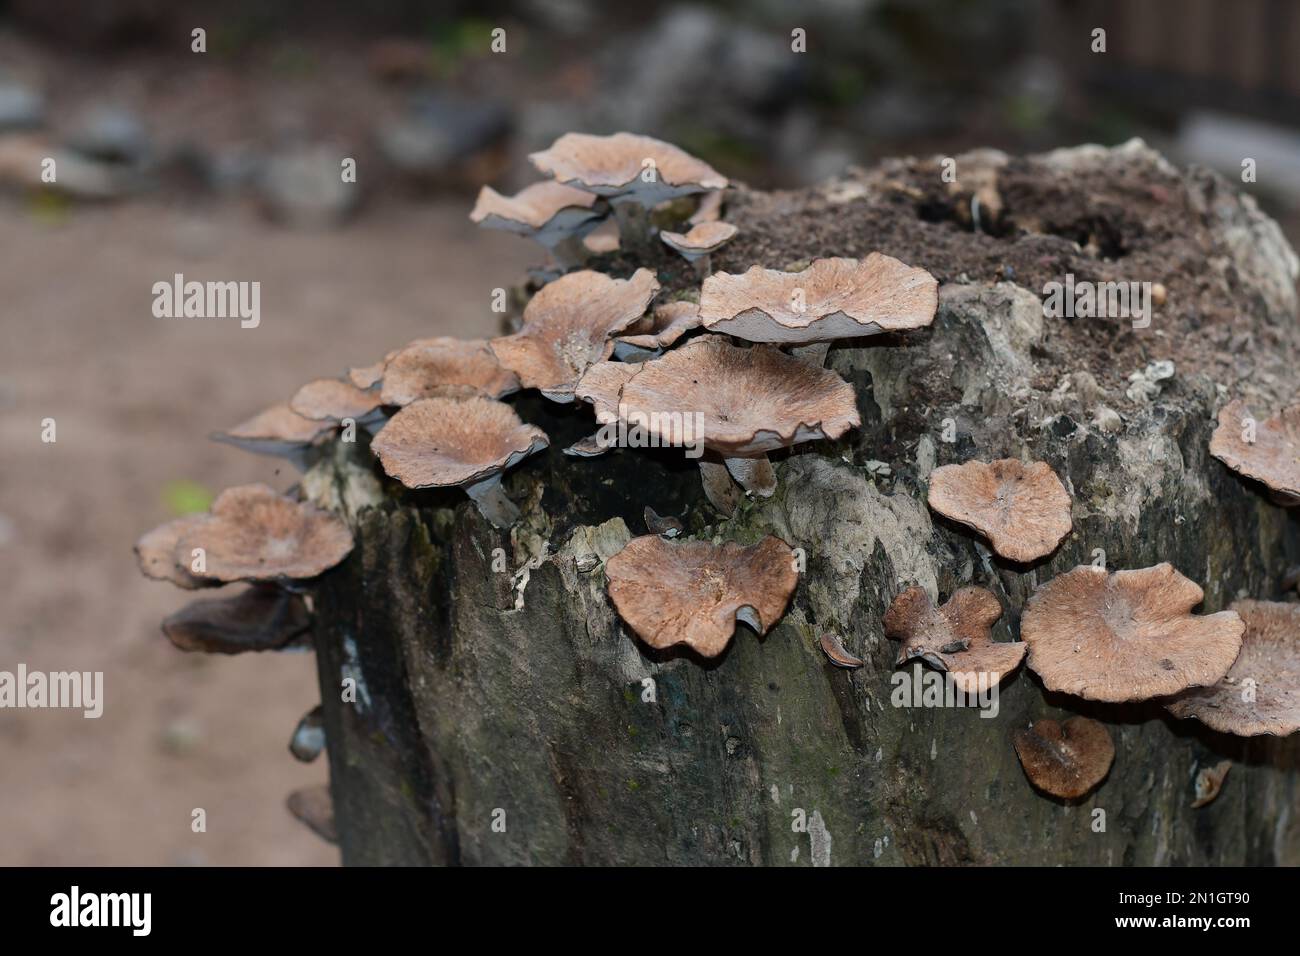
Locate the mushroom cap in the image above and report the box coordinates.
[1012,716,1114,799]
[699,254,938,344]
[614,300,702,353]
[659,221,738,261]
[1166,600,1300,736]
[927,458,1073,562]
[883,586,1026,691]
[490,268,659,401]
[211,402,332,455]
[134,514,217,589]
[287,785,337,844]
[162,585,312,654]
[1021,563,1245,702]
[290,378,384,423]
[469,181,603,241]
[529,132,728,205]
[369,396,548,489]
[380,337,520,406]
[576,334,861,457]
[689,189,723,225]
[174,483,355,583]
[605,534,798,658]
[1209,399,1300,499]
[348,353,396,390]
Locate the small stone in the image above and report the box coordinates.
[0,80,44,130]
[1092,405,1123,433]
[1151,282,1167,307]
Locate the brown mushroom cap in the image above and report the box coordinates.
[1191,760,1232,808]
[927,458,1073,562]
[134,514,217,589]
[883,586,1026,691]
[1012,716,1114,799]
[174,483,355,583]
[469,181,603,242]
[613,301,702,355]
[290,378,384,423]
[369,396,548,489]
[1209,398,1300,500]
[210,402,333,464]
[699,254,938,344]
[529,131,727,205]
[659,221,738,261]
[576,335,860,457]
[1166,600,1300,736]
[490,268,659,401]
[380,337,520,406]
[605,534,798,658]
[162,585,312,654]
[348,353,396,390]
[287,785,337,844]
[1021,563,1245,702]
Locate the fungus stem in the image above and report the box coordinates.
[613,201,654,257]
[465,473,521,529]
[724,455,777,497]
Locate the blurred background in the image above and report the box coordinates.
[2,0,1298,865]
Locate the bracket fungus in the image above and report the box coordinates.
[529,132,727,253]
[576,335,859,508]
[287,785,337,844]
[1012,716,1114,800]
[612,301,703,361]
[135,514,219,590]
[926,458,1073,562]
[1166,600,1300,736]
[699,254,938,344]
[604,534,798,658]
[490,267,659,401]
[210,402,333,470]
[883,586,1025,691]
[1020,563,1244,702]
[290,378,386,429]
[174,483,355,583]
[1209,399,1300,505]
[162,585,312,654]
[369,396,548,528]
[380,337,520,406]
[660,221,737,276]
[470,180,605,266]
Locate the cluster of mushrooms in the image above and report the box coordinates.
[137,131,1300,813]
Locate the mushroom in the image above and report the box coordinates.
[347,351,398,390]
[926,458,1073,563]
[161,584,312,654]
[1191,760,1232,808]
[210,403,333,470]
[643,506,683,538]
[820,632,864,669]
[883,586,1026,691]
[490,268,659,401]
[380,337,520,406]
[174,483,355,583]
[369,396,548,528]
[469,180,605,267]
[290,378,386,431]
[1166,600,1300,736]
[529,132,727,253]
[289,706,325,762]
[604,534,798,658]
[659,221,738,277]
[576,335,860,510]
[286,785,337,844]
[1020,563,1244,702]
[1209,399,1300,506]
[1012,716,1114,799]
[612,301,703,361]
[135,514,219,589]
[699,254,938,345]
[689,189,723,225]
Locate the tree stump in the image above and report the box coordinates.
[308,141,1300,866]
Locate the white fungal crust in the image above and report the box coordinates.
[699,254,938,344]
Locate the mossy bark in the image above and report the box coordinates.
[310,142,1300,865]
